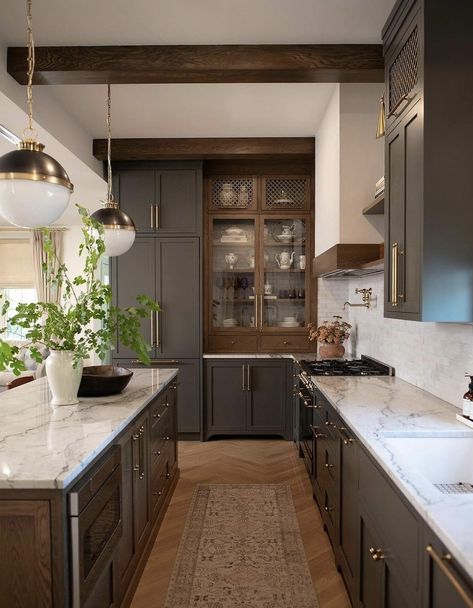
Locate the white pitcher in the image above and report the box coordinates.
[45,350,83,405]
[275,250,294,270]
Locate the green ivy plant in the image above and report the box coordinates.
[0,204,160,375]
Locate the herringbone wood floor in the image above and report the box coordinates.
[131,439,350,608]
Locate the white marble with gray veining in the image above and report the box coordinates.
[202,353,298,359]
[0,368,177,490]
[313,375,473,579]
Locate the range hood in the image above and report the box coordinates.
[313,243,384,278]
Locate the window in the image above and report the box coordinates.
[1,288,37,340]
[0,237,36,340]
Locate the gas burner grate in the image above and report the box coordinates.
[434,482,473,495]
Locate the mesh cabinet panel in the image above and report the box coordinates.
[389,27,419,114]
[210,177,256,209]
[263,177,309,210]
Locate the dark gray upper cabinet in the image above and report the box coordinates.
[204,358,292,440]
[383,0,473,321]
[114,162,202,236]
[112,236,200,360]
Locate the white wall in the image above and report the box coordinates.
[339,83,384,244]
[317,273,473,410]
[314,84,384,256]
[315,86,340,255]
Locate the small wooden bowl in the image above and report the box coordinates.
[78,365,133,398]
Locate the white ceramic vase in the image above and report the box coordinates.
[45,350,83,405]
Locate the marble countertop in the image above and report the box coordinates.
[0,368,177,490]
[313,375,473,579]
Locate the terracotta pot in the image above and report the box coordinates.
[319,343,345,360]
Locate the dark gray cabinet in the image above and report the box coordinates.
[204,358,291,440]
[117,410,150,600]
[424,532,473,608]
[383,0,473,321]
[114,162,202,236]
[113,236,200,360]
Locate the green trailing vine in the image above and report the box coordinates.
[0,204,159,375]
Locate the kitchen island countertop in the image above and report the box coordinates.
[0,367,177,490]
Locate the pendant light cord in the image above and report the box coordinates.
[106,84,114,205]
[24,0,36,141]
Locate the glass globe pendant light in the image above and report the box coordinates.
[91,85,136,256]
[0,0,73,228]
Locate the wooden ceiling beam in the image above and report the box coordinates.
[92,137,315,161]
[8,44,384,85]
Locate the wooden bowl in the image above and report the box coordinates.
[78,365,133,398]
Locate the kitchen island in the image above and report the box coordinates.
[0,367,179,608]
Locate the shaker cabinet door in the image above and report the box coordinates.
[117,170,156,233]
[156,169,200,235]
[246,360,287,434]
[113,237,157,359]
[205,360,246,436]
[155,238,200,358]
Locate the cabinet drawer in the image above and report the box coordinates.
[259,334,310,352]
[151,461,171,514]
[151,426,171,470]
[207,334,258,353]
[359,449,420,591]
[150,393,170,430]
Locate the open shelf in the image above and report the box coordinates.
[362,195,385,216]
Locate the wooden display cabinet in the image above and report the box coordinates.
[204,172,315,353]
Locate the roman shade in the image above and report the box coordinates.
[0,238,34,287]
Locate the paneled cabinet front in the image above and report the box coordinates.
[113,236,200,360]
[204,359,291,439]
[116,410,150,600]
[115,163,202,235]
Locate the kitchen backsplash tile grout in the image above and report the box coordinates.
[317,275,473,409]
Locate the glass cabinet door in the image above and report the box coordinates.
[261,217,308,330]
[211,218,257,330]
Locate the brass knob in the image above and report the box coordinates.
[283,340,289,345]
[153,450,161,456]
[153,412,161,419]
[324,506,333,512]
[369,547,384,561]
[325,463,334,469]
[166,472,170,479]
[154,490,162,497]
[165,435,170,441]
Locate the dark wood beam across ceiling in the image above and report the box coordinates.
[93,137,315,161]
[8,44,384,85]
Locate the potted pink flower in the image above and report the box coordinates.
[307,315,352,359]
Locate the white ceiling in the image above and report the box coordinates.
[49,83,337,139]
[1,0,395,45]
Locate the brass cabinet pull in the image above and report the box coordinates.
[246,364,251,391]
[369,547,385,561]
[155,204,160,229]
[325,463,335,469]
[242,364,246,391]
[150,204,155,229]
[154,490,163,497]
[254,293,258,329]
[388,93,411,118]
[311,425,326,439]
[298,392,321,409]
[391,242,398,306]
[426,545,473,607]
[153,450,161,456]
[166,472,171,479]
[138,425,145,480]
[260,294,264,328]
[155,311,160,348]
[331,423,354,445]
[150,313,155,347]
[324,506,333,513]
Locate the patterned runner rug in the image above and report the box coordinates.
[164,484,319,607]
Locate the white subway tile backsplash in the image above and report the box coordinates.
[316,273,473,409]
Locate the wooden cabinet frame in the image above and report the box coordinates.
[204,170,315,354]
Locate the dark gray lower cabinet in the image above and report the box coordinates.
[298,389,473,608]
[114,358,201,435]
[204,358,292,440]
[424,532,473,608]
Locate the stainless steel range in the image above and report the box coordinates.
[296,356,393,478]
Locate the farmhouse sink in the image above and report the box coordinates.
[383,435,473,491]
